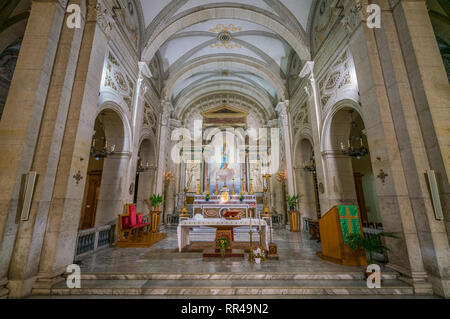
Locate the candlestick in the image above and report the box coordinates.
[258,228,265,262]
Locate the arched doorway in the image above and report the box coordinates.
[294,138,321,225]
[324,107,380,226]
[135,138,157,216]
[79,109,127,229]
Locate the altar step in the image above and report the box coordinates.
[41,271,417,297]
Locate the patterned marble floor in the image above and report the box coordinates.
[77,227,382,274]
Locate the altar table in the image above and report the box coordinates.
[177,218,269,252]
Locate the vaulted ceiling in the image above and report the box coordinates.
[137,0,315,121]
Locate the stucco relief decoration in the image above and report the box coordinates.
[311,0,340,54]
[292,103,309,137]
[209,24,242,50]
[88,1,113,35]
[101,50,135,112]
[183,93,266,129]
[113,0,139,49]
[318,50,354,111]
[143,102,157,131]
[341,0,367,34]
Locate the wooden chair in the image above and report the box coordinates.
[117,204,151,244]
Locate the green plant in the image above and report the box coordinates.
[216,237,230,258]
[205,194,210,201]
[345,232,400,264]
[286,195,299,209]
[239,194,244,201]
[150,194,164,207]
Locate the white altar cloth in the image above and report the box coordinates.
[177,218,269,252]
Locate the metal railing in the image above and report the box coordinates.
[74,225,113,261]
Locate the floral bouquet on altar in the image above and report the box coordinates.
[223,211,240,220]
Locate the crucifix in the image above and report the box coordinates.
[73,171,83,185]
[377,169,388,184]
[340,207,359,234]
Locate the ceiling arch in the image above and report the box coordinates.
[141,5,310,63]
[164,55,287,101]
[181,91,269,129]
[175,80,274,120]
[136,1,314,117]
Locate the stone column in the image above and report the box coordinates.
[155,101,173,222]
[391,0,450,296]
[163,118,182,220]
[369,0,449,297]
[126,62,151,204]
[338,0,434,294]
[275,101,295,196]
[0,0,82,298]
[30,0,113,296]
[299,61,330,213]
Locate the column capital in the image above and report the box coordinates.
[275,100,289,114]
[169,118,182,129]
[276,100,290,127]
[138,61,152,79]
[299,61,315,79]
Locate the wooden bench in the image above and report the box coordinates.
[117,204,151,246]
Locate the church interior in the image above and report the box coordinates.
[0,0,449,299]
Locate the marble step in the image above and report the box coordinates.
[47,279,414,296]
[78,271,399,281]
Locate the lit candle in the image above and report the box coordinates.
[340,142,344,150]
[92,138,96,147]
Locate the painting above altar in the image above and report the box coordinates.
[208,131,243,193]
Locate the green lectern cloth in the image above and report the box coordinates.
[338,205,361,244]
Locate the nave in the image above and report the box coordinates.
[32,227,422,298]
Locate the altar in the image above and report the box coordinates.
[177,218,269,253]
[193,194,257,218]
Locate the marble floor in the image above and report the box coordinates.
[76,227,383,274]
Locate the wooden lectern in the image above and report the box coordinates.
[317,205,367,266]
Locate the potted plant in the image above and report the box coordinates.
[216,236,230,258]
[150,194,164,211]
[286,195,299,211]
[239,194,244,202]
[205,194,210,201]
[345,232,399,278]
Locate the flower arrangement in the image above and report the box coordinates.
[216,237,230,258]
[205,194,210,201]
[239,194,244,201]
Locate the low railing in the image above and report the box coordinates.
[74,225,113,261]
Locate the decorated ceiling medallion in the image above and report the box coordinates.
[209,24,242,50]
[209,24,242,33]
